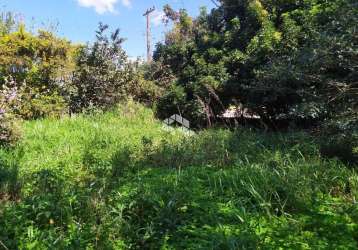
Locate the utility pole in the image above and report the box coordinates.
[143,6,155,62]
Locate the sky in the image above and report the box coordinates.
[1,0,216,58]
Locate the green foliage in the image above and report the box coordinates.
[70,23,128,112]
[0,77,22,147]
[1,17,156,120]
[252,0,357,121]
[152,0,357,129]
[0,103,357,248]
[0,21,76,120]
[17,87,68,120]
[120,61,162,105]
[70,24,158,112]
[0,150,21,201]
[0,4,357,248]
[320,119,358,165]
[0,114,21,147]
[0,25,75,89]
[0,10,19,36]
[153,7,229,126]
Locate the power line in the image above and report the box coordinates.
[210,0,220,8]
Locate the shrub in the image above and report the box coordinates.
[0,20,76,122]
[121,61,162,105]
[70,23,128,112]
[155,84,208,128]
[0,77,22,146]
[0,24,75,93]
[0,113,21,147]
[17,87,68,119]
[70,24,159,112]
[320,119,358,165]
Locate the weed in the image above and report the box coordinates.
[0,102,357,249]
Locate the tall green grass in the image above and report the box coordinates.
[0,102,357,249]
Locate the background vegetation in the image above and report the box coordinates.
[153,0,357,128]
[0,0,357,248]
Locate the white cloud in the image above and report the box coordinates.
[151,10,164,27]
[77,0,132,14]
[121,0,131,7]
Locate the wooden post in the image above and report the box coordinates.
[143,6,155,62]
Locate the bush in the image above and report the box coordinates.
[0,77,22,146]
[320,136,358,166]
[155,84,208,128]
[70,24,159,112]
[70,23,128,112]
[320,119,358,165]
[120,61,162,105]
[17,87,68,119]
[0,114,21,147]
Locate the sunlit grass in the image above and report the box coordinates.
[0,102,357,249]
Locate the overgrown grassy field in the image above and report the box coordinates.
[0,102,357,249]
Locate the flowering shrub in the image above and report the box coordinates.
[0,77,22,146]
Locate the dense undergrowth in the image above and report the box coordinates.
[0,102,357,249]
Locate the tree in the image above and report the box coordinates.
[0,20,76,119]
[0,10,18,36]
[151,0,357,129]
[71,23,130,112]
